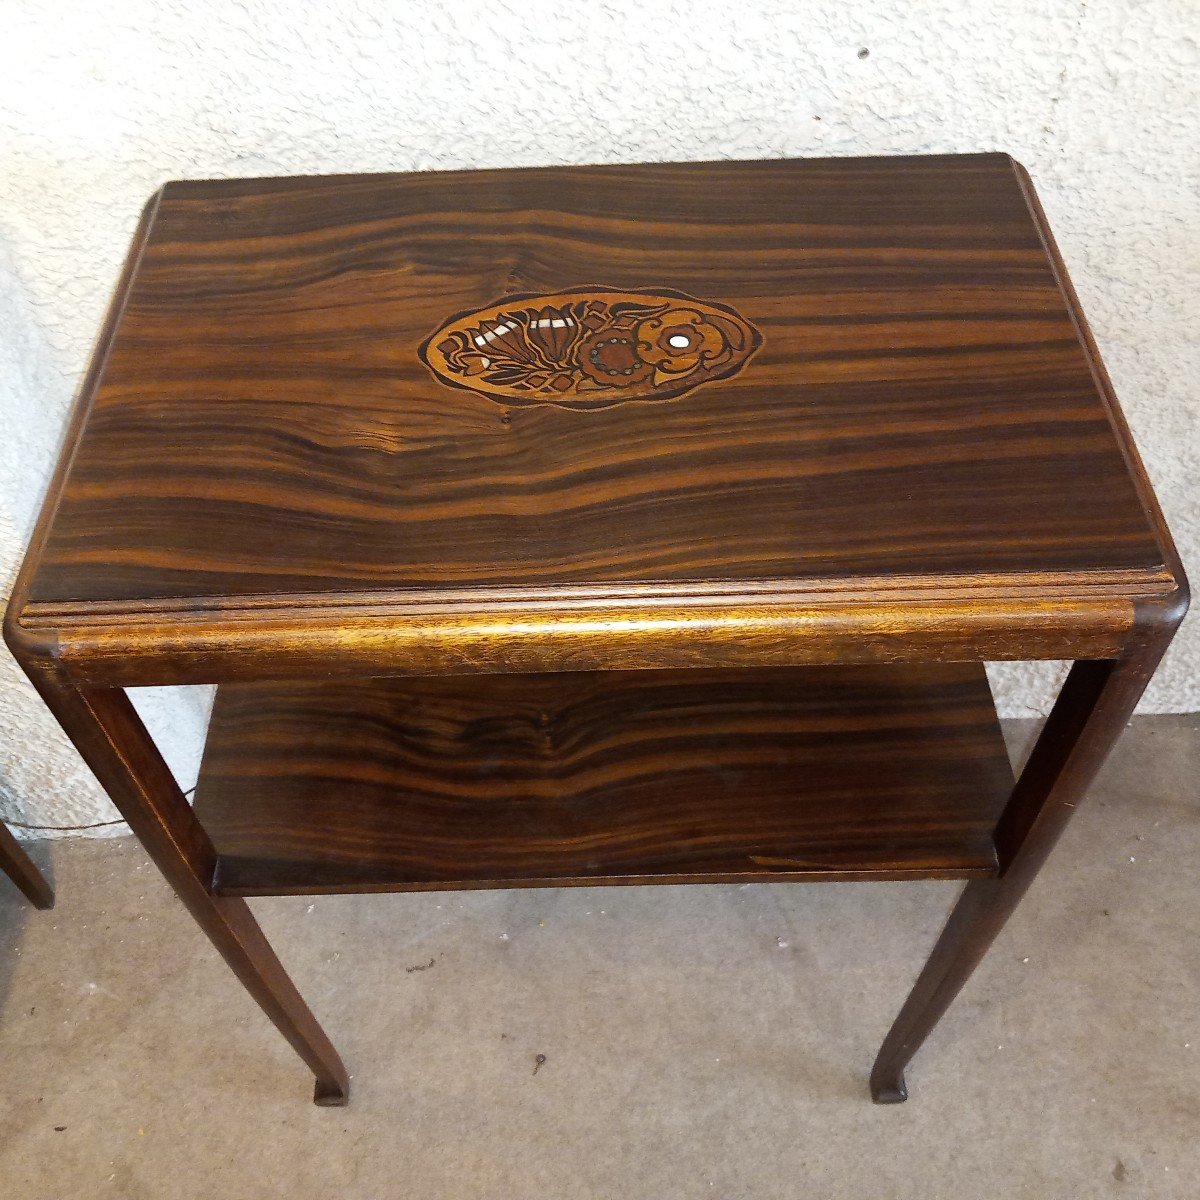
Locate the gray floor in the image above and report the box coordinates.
[1,716,1197,1200]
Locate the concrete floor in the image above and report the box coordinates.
[0,716,1197,1200]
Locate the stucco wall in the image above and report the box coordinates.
[1,0,1196,835]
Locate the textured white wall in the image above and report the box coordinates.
[1,0,1196,835]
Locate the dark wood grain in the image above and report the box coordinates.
[192,664,1013,894]
[20,155,1169,613]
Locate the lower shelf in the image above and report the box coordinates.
[193,664,1013,895]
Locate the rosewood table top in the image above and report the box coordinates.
[9,154,1183,686]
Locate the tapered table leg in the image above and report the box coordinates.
[23,666,349,1106]
[0,819,54,909]
[871,620,1176,1103]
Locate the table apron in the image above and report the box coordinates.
[29,596,1137,687]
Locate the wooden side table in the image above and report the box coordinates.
[5,154,1186,1106]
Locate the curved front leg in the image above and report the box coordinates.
[22,664,349,1106]
[871,619,1177,1103]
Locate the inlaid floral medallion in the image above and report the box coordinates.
[420,288,762,410]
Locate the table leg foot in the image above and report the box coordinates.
[213,894,352,1108]
[870,1069,908,1104]
[313,1073,351,1107]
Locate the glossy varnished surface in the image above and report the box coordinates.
[192,664,1013,894]
[24,154,1166,613]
